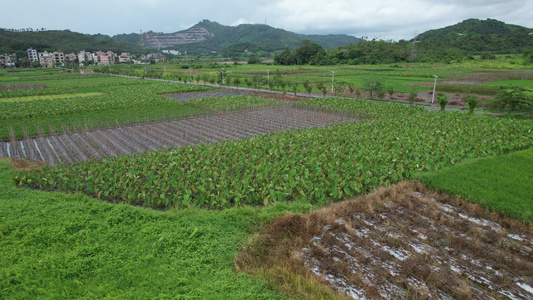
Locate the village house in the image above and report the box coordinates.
[94,51,116,65]
[0,53,17,68]
[118,53,132,63]
[27,48,39,62]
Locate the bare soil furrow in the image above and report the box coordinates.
[215,114,279,135]
[33,138,58,166]
[192,116,249,140]
[104,129,141,154]
[185,118,239,141]
[159,121,206,145]
[113,127,154,152]
[92,130,132,157]
[57,135,89,162]
[4,107,357,166]
[144,124,188,147]
[70,133,102,162]
[121,126,165,151]
[0,142,6,158]
[83,132,119,158]
[47,136,71,164]
[134,126,173,150]
[178,119,224,143]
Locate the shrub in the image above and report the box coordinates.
[408,91,417,105]
[466,96,479,114]
[438,95,448,111]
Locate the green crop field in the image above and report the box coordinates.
[1,64,533,298]
[16,97,533,209]
[418,147,533,221]
[0,72,213,140]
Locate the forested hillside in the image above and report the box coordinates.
[112,20,359,57]
[275,19,533,65]
[417,18,533,54]
[0,29,140,57]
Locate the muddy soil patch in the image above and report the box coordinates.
[236,181,533,299]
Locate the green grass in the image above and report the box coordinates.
[480,80,533,89]
[0,159,315,299]
[0,103,205,140]
[0,92,103,103]
[417,147,533,222]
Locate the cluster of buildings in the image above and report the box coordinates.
[26,48,138,68]
[0,48,167,68]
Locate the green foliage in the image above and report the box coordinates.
[466,96,479,113]
[0,28,140,56]
[0,83,209,121]
[274,41,327,65]
[362,79,384,99]
[138,20,357,57]
[417,148,533,221]
[438,95,449,111]
[0,159,292,299]
[417,18,533,56]
[303,80,313,95]
[0,74,212,139]
[492,85,533,114]
[408,90,417,105]
[17,99,533,209]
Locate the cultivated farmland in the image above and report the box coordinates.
[1,106,357,165]
[2,67,533,299]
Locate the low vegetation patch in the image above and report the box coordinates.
[0,92,103,103]
[0,159,306,299]
[418,147,533,221]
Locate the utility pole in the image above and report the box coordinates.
[411,31,418,62]
[267,69,270,89]
[139,30,145,49]
[432,75,438,104]
[331,71,335,96]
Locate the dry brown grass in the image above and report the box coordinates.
[235,181,533,299]
[8,158,46,171]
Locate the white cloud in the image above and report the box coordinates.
[3,0,533,39]
[231,18,253,26]
[253,0,533,39]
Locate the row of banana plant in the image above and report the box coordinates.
[16,98,533,209]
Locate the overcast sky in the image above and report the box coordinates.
[3,0,533,40]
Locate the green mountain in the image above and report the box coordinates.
[113,20,360,56]
[0,29,141,56]
[416,18,533,54]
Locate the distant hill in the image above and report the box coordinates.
[113,20,360,56]
[0,29,141,56]
[417,18,533,54]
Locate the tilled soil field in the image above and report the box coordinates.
[236,182,533,299]
[0,106,357,166]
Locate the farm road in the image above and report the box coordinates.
[1,107,357,166]
[126,75,475,113]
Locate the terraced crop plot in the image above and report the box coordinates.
[0,106,357,165]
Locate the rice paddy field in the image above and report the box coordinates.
[1,63,532,299]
